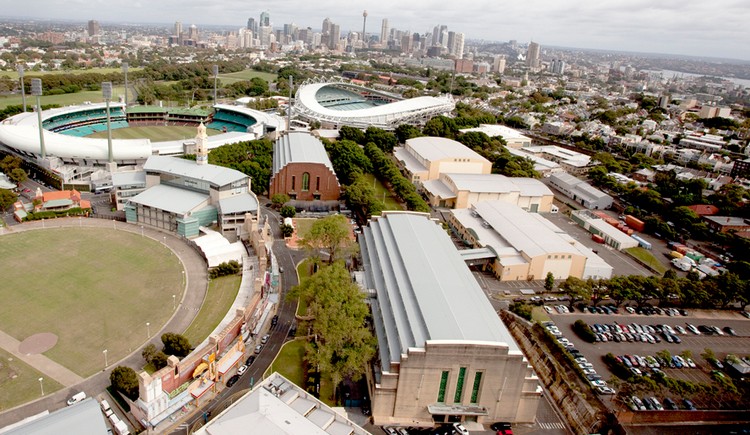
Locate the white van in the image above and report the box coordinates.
[66,392,86,406]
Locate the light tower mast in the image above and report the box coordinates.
[362,10,368,46]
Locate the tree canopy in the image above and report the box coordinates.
[110,366,139,400]
[301,215,356,265]
[161,332,192,358]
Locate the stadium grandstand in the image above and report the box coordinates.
[0,102,285,188]
[293,78,455,130]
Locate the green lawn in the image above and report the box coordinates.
[88,125,222,141]
[0,228,182,377]
[362,173,402,210]
[0,67,143,80]
[295,259,315,317]
[182,275,242,347]
[0,347,64,411]
[0,86,129,110]
[218,69,277,84]
[531,306,552,323]
[267,340,305,385]
[294,218,316,241]
[625,247,668,275]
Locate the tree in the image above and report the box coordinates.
[364,127,398,153]
[110,366,139,400]
[288,263,376,401]
[280,223,294,238]
[544,272,555,292]
[8,168,26,184]
[142,343,157,364]
[280,205,296,218]
[0,189,17,210]
[394,124,423,143]
[301,215,356,265]
[559,276,591,308]
[338,126,365,144]
[271,193,290,208]
[342,175,380,218]
[161,332,191,358]
[0,155,22,174]
[142,343,168,370]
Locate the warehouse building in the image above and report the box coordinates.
[449,201,613,281]
[423,173,554,211]
[548,172,613,210]
[359,212,541,428]
[393,136,491,184]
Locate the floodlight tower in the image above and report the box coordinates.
[213,64,219,104]
[102,82,113,163]
[17,64,26,112]
[122,61,129,106]
[31,79,45,158]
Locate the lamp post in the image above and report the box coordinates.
[102,81,113,163]
[122,61,129,106]
[146,322,150,338]
[140,225,144,237]
[38,377,44,396]
[172,294,176,310]
[212,64,219,103]
[103,349,108,368]
[17,64,26,112]
[31,78,45,158]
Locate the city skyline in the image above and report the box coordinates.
[1,0,749,61]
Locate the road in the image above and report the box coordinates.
[170,205,307,434]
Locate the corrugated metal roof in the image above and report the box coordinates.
[112,171,146,187]
[218,193,259,215]
[361,212,517,365]
[444,173,552,196]
[129,184,208,215]
[5,398,108,434]
[144,156,247,187]
[272,132,335,176]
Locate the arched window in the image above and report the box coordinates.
[302,172,310,191]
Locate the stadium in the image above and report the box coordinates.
[293,78,455,130]
[0,103,285,187]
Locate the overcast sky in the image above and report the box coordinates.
[5,0,750,60]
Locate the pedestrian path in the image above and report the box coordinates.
[0,330,84,387]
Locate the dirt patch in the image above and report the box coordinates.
[18,333,58,355]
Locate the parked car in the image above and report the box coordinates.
[723,326,737,336]
[261,334,270,344]
[237,364,248,376]
[254,344,263,354]
[271,315,279,326]
[682,398,696,410]
[490,422,513,435]
[226,375,240,387]
[246,355,256,366]
[452,423,469,435]
[663,397,678,410]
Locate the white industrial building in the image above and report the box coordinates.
[449,201,613,281]
[423,173,554,211]
[571,210,639,250]
[522,146,590,175]
[459,124,532,148]
[548,172,613,210]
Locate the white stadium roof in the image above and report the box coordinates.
[294,81,455,130]
[0,103,285,163]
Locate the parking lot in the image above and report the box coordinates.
[546,309,750,397]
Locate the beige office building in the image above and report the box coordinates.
[359,212,541,428]
[393,137,491,184]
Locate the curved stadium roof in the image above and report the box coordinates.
[294,81,455,130]
[0,103,284,164]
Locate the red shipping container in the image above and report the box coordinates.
[592,234,605,243]
[625,215,645,232]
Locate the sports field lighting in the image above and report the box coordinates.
[122,61,129,106]
[31,78,45,158]
[103,349,108,368]
[146,322,151,338]
[38,377,44,396]
[212,64,219,103]
[173,293,176,310]
[102,81,113,163]
[17,64,26,112]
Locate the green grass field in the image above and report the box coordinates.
[266,340,305,385]
[218,69,277,85]
[87,125,222,142]
[183,275,242,347]
[625,247,668,275]
[0,347,64,411]
[362,173,403,210]
[0,86,129,110]
[0,228,182,377]
[0,67,143,81]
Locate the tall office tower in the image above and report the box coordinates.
[439,25,448,46]
[380,19,388,44]
[322,18,332,36]
[453,32,464,59]
[447,31,456,54]
[260,11,270,27]
[88,20,100,37]
[362,10,368,45]
[526,41,541,68]
[412,32,421,51]
[401,34,412,53]
[550,59,566,75]
[189,24,198,42]
[330,23,341,50]
[247,18,256,33]
[175,21,182,38]
[432,25,441,45]
[493,55,506,74]
[240,28,253,48]
[259,26,272,46]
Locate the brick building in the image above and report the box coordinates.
[270,132,340,202]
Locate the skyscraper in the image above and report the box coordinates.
[247,18,256,33]
[330,23,341,50]
[174,21,183,45]
[493,55,506,74]
[260,11,270,27]
[88,20,100,37]
[189,24,198,42]
[322,18,332,36]
[453,32,465,59]
[526,41,541,69]
[380,18,388,45]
